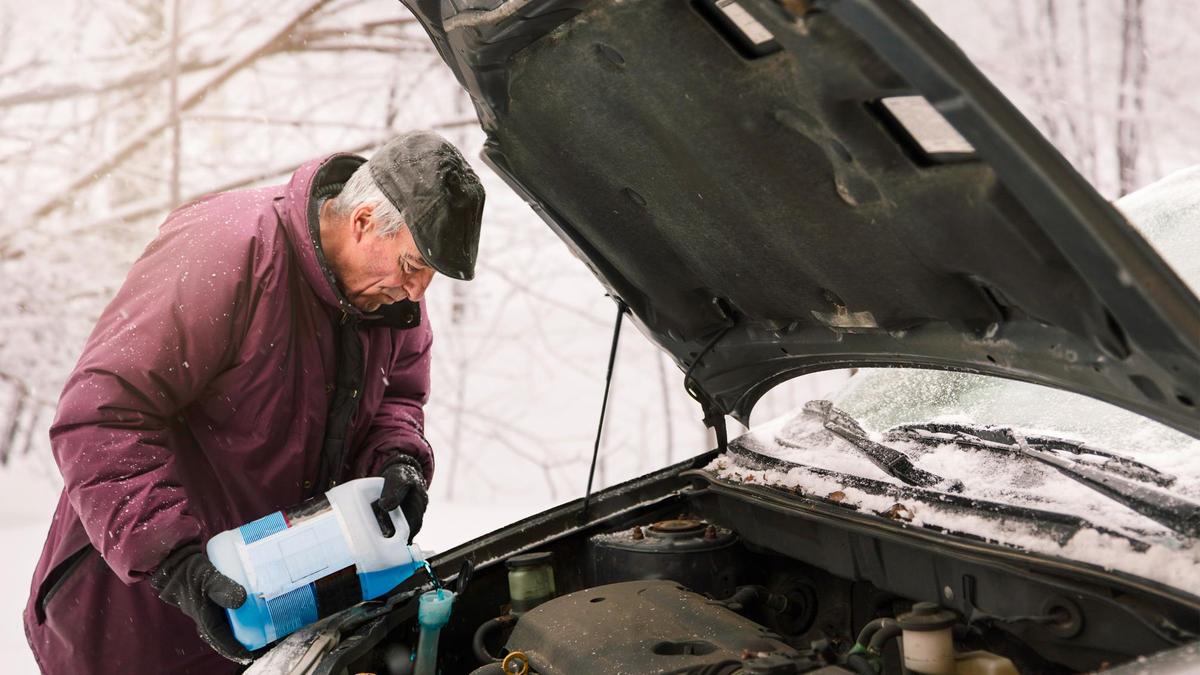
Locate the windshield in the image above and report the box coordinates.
[830,368,1200,483]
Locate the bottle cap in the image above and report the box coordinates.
[506,552,553,569]
[897,602,957,632]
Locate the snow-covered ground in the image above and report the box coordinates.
[0,458,64,674]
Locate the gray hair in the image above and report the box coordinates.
[329,162,406,237]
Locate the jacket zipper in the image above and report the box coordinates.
[315,309,364,492]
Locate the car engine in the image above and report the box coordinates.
[462,518,1023,675]
[500,580,821,674]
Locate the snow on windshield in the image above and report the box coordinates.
[708,406,1200,595]
[831,369,1200,485]
[731,401,1199,534]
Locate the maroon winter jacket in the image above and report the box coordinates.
[24,153,435,674]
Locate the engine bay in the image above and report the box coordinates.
[312,460,1200,675]
[460,516,1060,675]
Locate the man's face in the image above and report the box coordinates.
[335,206,436,312]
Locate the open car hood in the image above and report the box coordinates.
[400,0,1200,437]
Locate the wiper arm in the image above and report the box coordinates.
[890,422,1200,538]
[799,401,962,492]
[889,422,1176,487]
[1010,431,1200,539]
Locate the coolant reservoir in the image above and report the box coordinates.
[506,552,556,614]
[207,477,426,650]
[898,602,957,675]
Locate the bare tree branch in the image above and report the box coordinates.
[294,41,433,55]
[182,112,395,131]
[0,55,222,108]
[293,16,419,41]
[20,13,422,107]
[477,263,610,328]
[30,0,336,218]
[0,55,45,81]
[1075,0,1098,184]
[167,0,183,206]
[0,372,30,465]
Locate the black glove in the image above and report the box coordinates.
[378,454,429,543]
[150,545,253,664]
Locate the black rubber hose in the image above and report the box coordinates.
[867,619,903,653]
[845,653,876,675]
[473,617,510,664]
[855,617,891,648]
[468,662,506,675]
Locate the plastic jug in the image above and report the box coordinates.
[207,477,426,650]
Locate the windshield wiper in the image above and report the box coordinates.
[797,401,963,492]
[889,422,1200,538]
[888,422,1176,487]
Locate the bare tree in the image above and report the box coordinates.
[167,0,183,206]
[0,373,29,464]
[1116,0,1148,195]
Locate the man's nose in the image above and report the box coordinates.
[403,268,435,301]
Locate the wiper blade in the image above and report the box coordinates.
[890,422,1200,538]
[1011,431,1200,539]
[798,401,962,492]
[888,422,1176,487]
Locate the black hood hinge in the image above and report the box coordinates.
[685,300,737,453]
[702,401,729,453]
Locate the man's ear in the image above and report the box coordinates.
[350,204,375,242]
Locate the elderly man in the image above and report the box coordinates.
[23,131,484,674]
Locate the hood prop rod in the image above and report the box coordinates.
[582,298,628,521]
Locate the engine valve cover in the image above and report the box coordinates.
[504,580,801,674]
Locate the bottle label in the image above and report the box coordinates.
[241,508,356,600]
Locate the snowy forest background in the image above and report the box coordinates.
[0,0,1197,669]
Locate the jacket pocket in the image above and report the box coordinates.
[34,545,93,625]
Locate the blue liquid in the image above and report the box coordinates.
[226,561,426,650]
[414,589,456,675]
[360,560,425,600]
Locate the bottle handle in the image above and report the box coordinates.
[327,478,412,561]
[371,499,397,538]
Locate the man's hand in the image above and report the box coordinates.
[150,545,253,664]
[378,454,429,543]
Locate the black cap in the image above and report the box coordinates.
[897,602,957,631]
[368,131,485,280]
[505,552,554,569]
